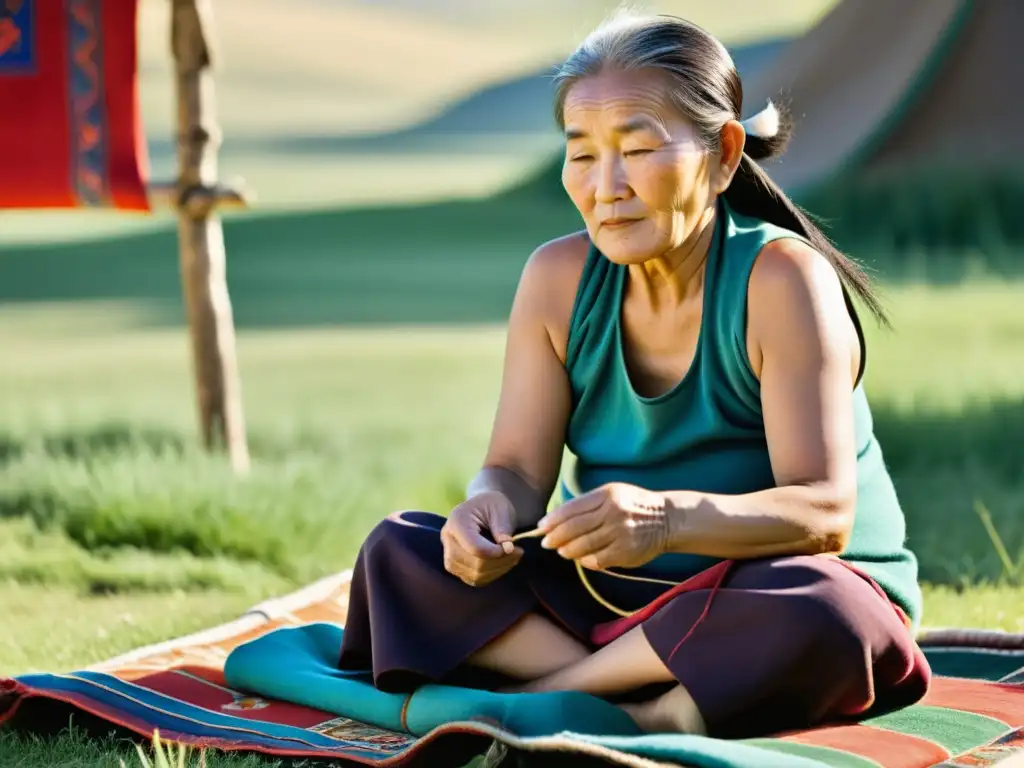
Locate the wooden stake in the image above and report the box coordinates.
[170,0,249,473]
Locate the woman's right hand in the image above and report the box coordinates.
[441,491,524,586]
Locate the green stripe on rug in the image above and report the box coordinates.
[743,739,882,768]
[864,705,1009,756]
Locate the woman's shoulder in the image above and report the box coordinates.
[748,236,840,304]
[745,237,862,380]
[515,231,594,360]
[717,207,837,326]
[521,230,592,286]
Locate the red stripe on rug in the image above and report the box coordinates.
[130,669,337,728]
[781,724,949,767]
[922,678,1024,725]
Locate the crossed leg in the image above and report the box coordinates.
[467,612,591,680]
[496,622,706,734]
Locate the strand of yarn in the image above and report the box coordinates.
[510,528,679,617]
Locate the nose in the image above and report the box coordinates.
[595,154,629,204]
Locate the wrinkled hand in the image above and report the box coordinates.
[441,490,524,586]
[537,483,671,570]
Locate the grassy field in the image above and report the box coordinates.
[3,270,1022,602]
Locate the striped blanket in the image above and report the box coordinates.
[2,572,1022,767]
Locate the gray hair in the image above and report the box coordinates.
[552,10,757,154]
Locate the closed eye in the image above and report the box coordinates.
[569,154,594,163]
[624,149,653,157]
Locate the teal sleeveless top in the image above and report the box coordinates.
[558,198,922,627]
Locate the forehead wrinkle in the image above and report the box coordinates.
[565,116,663,141]
[565,72,673,110]
[563,78,676,140]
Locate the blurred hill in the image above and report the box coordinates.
[136,0,832,135]
[134,0,833,172]
[332,0,838,46]
[175,34,789,159]
[0,0,837,245]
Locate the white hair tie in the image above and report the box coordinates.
[741,101,780,139]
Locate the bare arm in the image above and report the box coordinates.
[660,238,862,559]
[466,235,588,530]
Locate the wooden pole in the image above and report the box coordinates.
[170,0,249,473]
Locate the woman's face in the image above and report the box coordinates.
[560,68,731,266]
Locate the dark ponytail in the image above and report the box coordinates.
[725,101,890,327]
[552,10,889,327]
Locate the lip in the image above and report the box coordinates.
[601,218,640,228]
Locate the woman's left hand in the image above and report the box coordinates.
[537,483,672,570]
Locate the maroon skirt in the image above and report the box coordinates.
[338,511,931,738]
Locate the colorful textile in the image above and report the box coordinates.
[2,572,1023,767]
[0,0,148,210]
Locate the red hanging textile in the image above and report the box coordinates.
[0,0,150,211]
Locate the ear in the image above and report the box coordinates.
[711,120,745,194]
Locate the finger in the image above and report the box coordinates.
[489,527,516,556]
[471,552,523,586]
[578,543,618,571]
[538,488,608,532]
[448,516,505,559]
[444,554,473,584]
[541,509,603,551]
[556,526,617,562]
[446,544,522,585]
[444,544,490,584]
[445,520,522,560]
[441,527,477,579]
[447,540,514,572]
[446,538,521,579]
[486,508,519,554]
[488,514,515,542]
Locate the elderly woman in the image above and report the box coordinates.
[338,12,930,738]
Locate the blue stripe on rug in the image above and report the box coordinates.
[14,672,387,755]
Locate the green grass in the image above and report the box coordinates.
[0,325,506,599]
[1,728,283,768]
[0,277,1021,601]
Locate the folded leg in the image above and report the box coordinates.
[643,556,930,737]
[512,556,931,737]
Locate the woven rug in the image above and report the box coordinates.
[2,572,1023,767]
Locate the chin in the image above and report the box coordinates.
[593,235,663,265]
